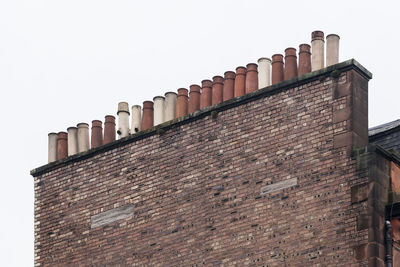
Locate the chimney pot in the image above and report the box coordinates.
[176,88,189,117]
[117,101,130,138]
[141,101,154,130]
[223,71,236,101]
[271,54,284,84]
[245,63,258,93]
[91,120,103,149]
[234,66,246,97]
[212,76,224,105]
[67,127,78,156]
[77,123,90,152]
[188,84,201,113]
[284,48,298,80]
[257,58,271,89]
[326,34,340,66]
[311,30,325,71]
[164,92,177,121]
[56,132,68,160]
[153,96,165,126]
[48,132,58,163]
[104,115,116,144]
[131,105,142,134]
[200,80,212,109]
[298,44,311,75]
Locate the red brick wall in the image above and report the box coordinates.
[33,65,372,266]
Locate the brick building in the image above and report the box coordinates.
[31,32,400,266]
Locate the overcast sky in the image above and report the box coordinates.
[1,0,399,266]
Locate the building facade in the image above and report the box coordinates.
[31,57,400,266]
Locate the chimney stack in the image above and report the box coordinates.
[131,105,142,133]
[271,54,284,84]
[212,76,224,105]
[103,115,116,144]
[200,80,212,109]
[311,30,325,71]
[188,84,201,113]
[326,34,340,66]
[257,58,271,89]
[223,71,235,101]
[245,63,258,93]
[117,102,130,138]
[284,48,298,80]
[56,132,68,160]
[91,120,103,149]
[176,88,189,117]
[48,132,58,163]
[153,96,165,125]
[141,101,154,130]
[77,123,90,153]
[67,127,78,156]
[234,66,246,97]
[164,92,177,121]
[298,44,311,76]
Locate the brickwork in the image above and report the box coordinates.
[32,62,374,266]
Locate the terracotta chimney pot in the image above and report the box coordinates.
[212,76,224,105]
[234,66,246,97]
[188,84,201,113]
[56,132,68,160]
[298,44,311,75]
[223,71,235,101]
[176,88,189,117]
[271,54,284,84]
[311,30,325,71]
[200,80,212,109]
[91,120,103,149]
[141,101,154,130]
[284,48,298,80]
[245,63,258,93]
[103,115,116,144]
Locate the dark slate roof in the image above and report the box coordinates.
[369,119,400,153]
[369,120,400,136]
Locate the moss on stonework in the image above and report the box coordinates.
[353,146,369,171]
[330,70,341,78]
[156,128,166,135]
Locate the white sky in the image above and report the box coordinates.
[1,0,399,266]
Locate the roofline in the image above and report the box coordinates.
[369,124,400,141]
[30,59,372,177]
